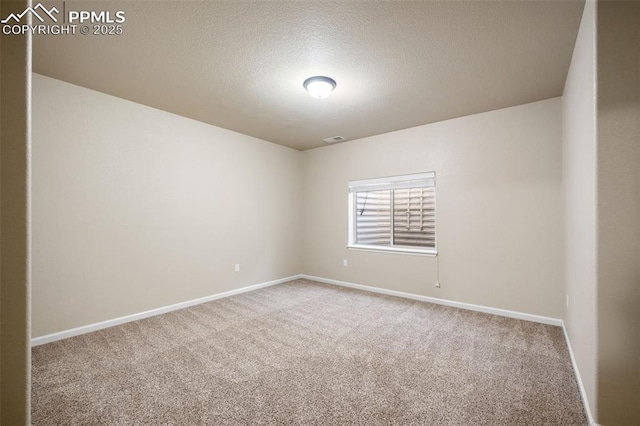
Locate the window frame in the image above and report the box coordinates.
[347,172,437,256]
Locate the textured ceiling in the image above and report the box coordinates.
[33,1,584,150]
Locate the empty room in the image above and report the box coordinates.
[1,0,638,425]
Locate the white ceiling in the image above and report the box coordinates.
[33,1,584,150]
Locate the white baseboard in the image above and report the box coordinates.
[30,274,561,346]
[31,274,303,346]
[561,322,598,426]
[301,274,562,326]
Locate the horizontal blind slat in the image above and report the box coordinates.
[353,179,436,249]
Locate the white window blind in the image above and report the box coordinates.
[348,172,436,254]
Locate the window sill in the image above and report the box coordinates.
[347,244,437,257]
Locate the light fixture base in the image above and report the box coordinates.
[303,76,337,99]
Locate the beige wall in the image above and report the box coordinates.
[562,0,598,420]
[563,2,640,423]
[302,98,564,319]
[596,1,640,424]
[32,63,567,337]
[32,74,302,337]
[0,0,32,423]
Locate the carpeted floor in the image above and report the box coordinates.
[32,279,587,425]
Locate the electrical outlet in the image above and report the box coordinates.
[235,264,240,272]
[343,259,348,267]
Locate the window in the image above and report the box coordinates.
[348,172,436,255]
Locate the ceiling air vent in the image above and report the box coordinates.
[323,136,345,143]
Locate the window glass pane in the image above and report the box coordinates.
[393,187,436,248]
[355,190,391,246]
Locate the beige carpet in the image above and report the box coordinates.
[32,279,587,425]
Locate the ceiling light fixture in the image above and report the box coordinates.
[303,76,336,99]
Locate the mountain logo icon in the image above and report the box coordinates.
[1,3,59,24]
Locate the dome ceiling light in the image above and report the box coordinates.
[303,76,337,99]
